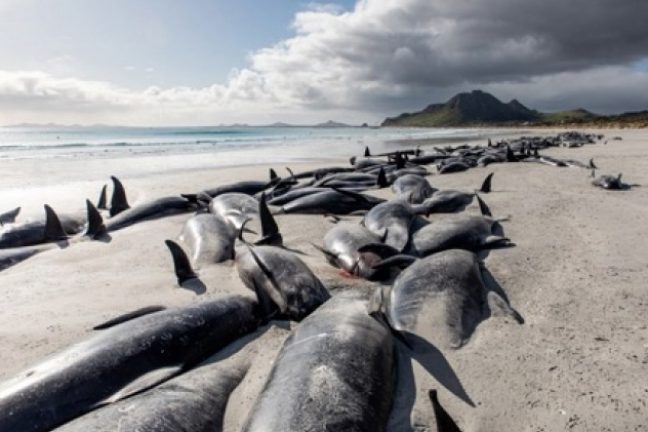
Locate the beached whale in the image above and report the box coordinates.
[236,242,330,321]
[242,291,395,432]
[179,212,236,266]
[209,192,259,229]
[362,198,425,252]
[0,294,261,432]
[233,195,330,320]
[0,205,70,249]
[0,201,107,271]
[314,222,398,280]
[391,174,436,203]
[409,195,511,256]
[103,195,195,232]
[378,249,522,349]
[54,325,288,432]
[93,176,196,232]
[592,172,634,190]
[281,189,384,215]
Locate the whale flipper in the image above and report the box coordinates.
[44,205,67,241]
[93,306,167,330]
[372,254,417,270]
[110,176,130,217]
[246,246,288,314]
[475,193,492,217]
[428,389,463,432]
[164,240,198,285]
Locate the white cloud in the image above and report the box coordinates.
[1,0,648,125]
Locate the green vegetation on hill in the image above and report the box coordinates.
[382,91,648,127]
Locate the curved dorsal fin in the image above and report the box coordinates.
[164,240,197,285]
[44,205,67,241]
[479,172,494,194]
[377,167,388,189]
[110,176,130,217]
[97,184,108,210]
[256,193,282,246]
[85,199,106,238]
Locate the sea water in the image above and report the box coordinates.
[0,125,491,164]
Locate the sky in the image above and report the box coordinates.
[1,0,648,126]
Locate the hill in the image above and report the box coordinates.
[382,91,647,127]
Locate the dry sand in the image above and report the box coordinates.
[0,128,646,431]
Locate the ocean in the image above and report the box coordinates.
[0,125,493,164]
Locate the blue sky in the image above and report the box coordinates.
[0,0,355,88]
[1,0,647,126]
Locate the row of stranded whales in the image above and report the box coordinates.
[0,295,263,432]
[56,325,287,432]
[0,131,637,431]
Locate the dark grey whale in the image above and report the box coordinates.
[54,325,282,432]
[315,222,397,280]
[0,205,68,249]
[381,249,522,349]
[0,295,261,432]
[281,189,384,215]
[242,291,395,432]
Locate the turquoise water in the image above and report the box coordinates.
[0,126,490,162]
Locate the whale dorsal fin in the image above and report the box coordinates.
[110,176,130,217]
[479,172,494,194]
[269,168,279,182]
[0,206,21,226]
[97,184,108,210]
[44,205,67,241]
[377,167,388,189]
[85,200,106,238]
[164,240,197,285]
[256,193,282,246]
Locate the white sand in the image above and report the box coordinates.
[0,129,646,431]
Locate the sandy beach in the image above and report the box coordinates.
[0,128,647,431]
